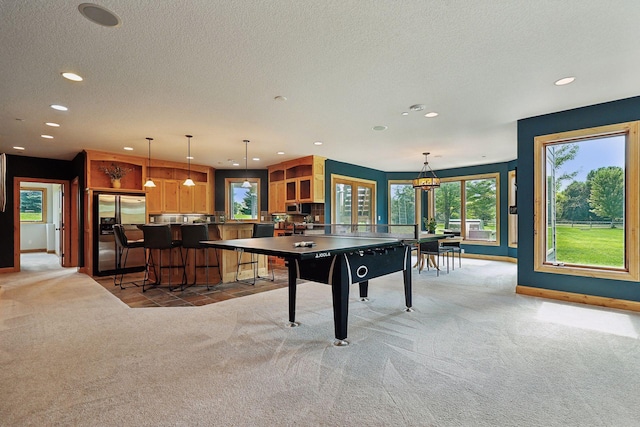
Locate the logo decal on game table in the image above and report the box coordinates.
[315,252,331,258]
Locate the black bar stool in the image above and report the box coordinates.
[181,224,221,290]
[142,224,184,292]
[113,224,145,289]
[236,222,275,285]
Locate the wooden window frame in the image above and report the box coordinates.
[331,174,377,224]
[533,121,639,281]
[19,187,47,223]
[431,173,500,246]
[225,177,261,221]
[388,180,421,225]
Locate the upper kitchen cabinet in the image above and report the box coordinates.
[146,160,214,214]
[85,150,145,191]
[268,156,325,211]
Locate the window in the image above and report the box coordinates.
[388,181,417,225]
[534,121,639,281]
[20,188,46,223]
[331,175,376,226]
[226,178,260,220]
[431,173,499,244]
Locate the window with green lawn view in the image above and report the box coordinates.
[544,135,625,268]
[20,188,46,223]
[534,121,640,281]
[432,175,498,243]
[227,179,260,220]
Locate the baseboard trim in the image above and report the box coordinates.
[462,253,517,263]
[516,285,640,313]
[20,249,47,254]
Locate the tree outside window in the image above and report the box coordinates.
[20,188,46,223]
[228,180,259,220]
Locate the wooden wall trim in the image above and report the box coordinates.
[516,285,640,312]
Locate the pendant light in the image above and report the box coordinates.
[183,134,195,187]
[143,137,156,188]
[412,152,440,191]
[241,139,251,188]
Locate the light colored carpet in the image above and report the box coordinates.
[2,256,640,426]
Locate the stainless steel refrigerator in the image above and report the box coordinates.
[94,193,146,276]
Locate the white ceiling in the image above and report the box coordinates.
[2,1,640,172]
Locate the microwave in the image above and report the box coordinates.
[285,202,311,215]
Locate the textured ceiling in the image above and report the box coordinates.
[2,1,640,172]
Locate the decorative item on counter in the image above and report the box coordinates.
[99,163,132,188]
[423,217,437,233]
[303,215,314,229]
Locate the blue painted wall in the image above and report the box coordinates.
[517,95,640,301]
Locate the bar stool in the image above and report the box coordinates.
[142,224,184,292]
[236,222,275,285]
[113,224,145,289]
[181,223,221,290]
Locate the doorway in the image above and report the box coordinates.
[14,177,78,271]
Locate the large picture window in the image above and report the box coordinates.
[534,121,639,281]
[226,178,260,221]
[20,188,46,223]
[432,174,499,244]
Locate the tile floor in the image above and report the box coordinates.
[93,266,290,308]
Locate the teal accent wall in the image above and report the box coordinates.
[517,95,640,302]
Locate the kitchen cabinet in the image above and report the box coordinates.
[145,162,214,214]
[269,180,285,213]
[268,155,325,212]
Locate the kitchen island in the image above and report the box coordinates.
[146,222,269,285]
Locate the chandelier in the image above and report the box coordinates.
[412,152,440,191]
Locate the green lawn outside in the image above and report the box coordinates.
[20,212,43,222]
[555,225,624,267]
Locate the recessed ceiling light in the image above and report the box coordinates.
[252,157,260,161]
[41,135,54,139]
[186,156,194,160]
[50,104,68,111]
[78,3,121,27]
[555,76,575,86]
[409,104,425,111]
[277,151,285,155]
[424,112,439,118]
[401,112,409,116]
[232,162,240,166]
[314,141,323,145]
[13,146,25,150]
[274,96,287,101]
[45,122,60,127]
[123,147,133,151]
[372,126,387,131]
[61,72,83,82]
